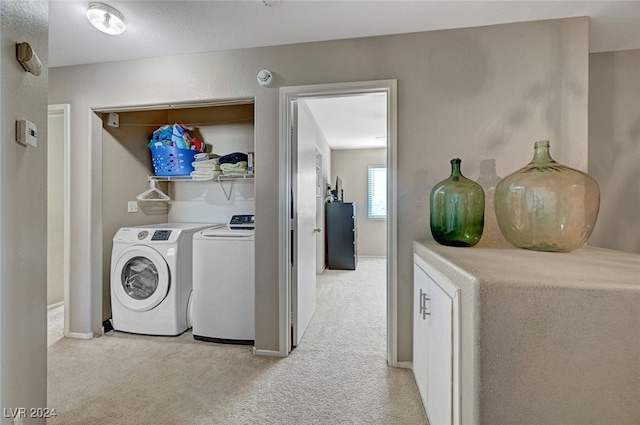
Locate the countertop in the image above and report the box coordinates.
[413,240,640,291]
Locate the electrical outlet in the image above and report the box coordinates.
[127,201,138,213]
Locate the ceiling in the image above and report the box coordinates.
[48,1,640,150]
[302,94,388,150]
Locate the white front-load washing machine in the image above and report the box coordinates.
[110,222,219,336]
[192,215,255,345]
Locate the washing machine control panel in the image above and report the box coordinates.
[113,226,190,243]
[151,230,173,241]
[228,215,255,230]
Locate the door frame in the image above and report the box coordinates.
[48,104,71,338]
[278,80,399,365]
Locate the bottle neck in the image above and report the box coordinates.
[531,140,555,164]
[450,158,462,179]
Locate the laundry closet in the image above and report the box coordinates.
[99,101,255,321]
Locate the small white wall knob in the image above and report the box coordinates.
[257,69,273,87]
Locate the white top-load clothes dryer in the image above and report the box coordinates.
[110,222,220,336]
[192,215,255,345]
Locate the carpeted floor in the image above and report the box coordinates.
[48,304,65,347]
[47,257,428,424]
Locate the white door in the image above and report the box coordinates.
[292,102,317,346]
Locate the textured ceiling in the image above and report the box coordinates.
[49,1,640,68]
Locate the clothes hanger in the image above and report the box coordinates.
[136,178,170,202]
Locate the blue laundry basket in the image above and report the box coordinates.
[150,145,198,176]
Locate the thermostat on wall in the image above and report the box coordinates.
[16,119,37,147]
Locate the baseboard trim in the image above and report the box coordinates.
[396,361,412,370]
[357,255,387,259]
[253,347,286,357]
[47,301,64,310]
[66,332,94,340]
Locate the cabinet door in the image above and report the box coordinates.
[413,257,459,425]
[426,273,453,425]
[413,264,430,404]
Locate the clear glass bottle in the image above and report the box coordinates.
[430,158,485,247]
[494,140,600,252]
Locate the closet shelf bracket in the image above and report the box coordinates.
[215,174,253,202]
[218,177,233,202]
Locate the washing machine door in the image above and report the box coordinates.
[112,245,170,312]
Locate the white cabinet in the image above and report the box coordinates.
[414,241,640,424]
[413,254,460,425]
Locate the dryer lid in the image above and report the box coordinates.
[199,228,254,238]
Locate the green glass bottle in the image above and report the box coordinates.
[430,158,485,247]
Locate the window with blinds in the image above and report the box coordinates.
[368,165,387,219]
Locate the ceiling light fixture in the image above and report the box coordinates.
[86,3,126,35]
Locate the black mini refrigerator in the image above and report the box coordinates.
[326,202,357,270]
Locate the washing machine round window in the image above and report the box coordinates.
[121,256,159,300]
[112,245,170,312]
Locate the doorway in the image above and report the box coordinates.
[47,104,71,344]
[279,80,398,365]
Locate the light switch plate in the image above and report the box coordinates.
[127,201,138,213]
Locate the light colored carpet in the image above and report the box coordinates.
[47,257,428,424]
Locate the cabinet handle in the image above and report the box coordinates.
[419,289,431,319]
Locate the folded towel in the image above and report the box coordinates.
[193,154,220,163]
[190,170,221,181]
[220,161,248,174]
[222,170,248,176]
[192,163,221,171]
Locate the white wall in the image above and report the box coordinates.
[589,49,640,254]
[332,149,387,257]
[0,1,49,421]
[48,17,589,361]
[168,116,256,224]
